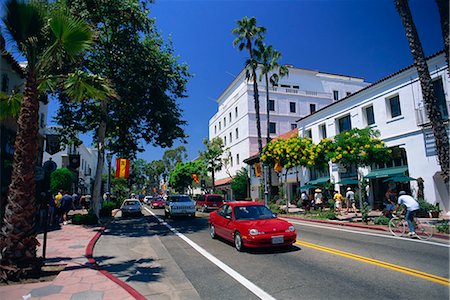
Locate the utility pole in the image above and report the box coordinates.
[106,152,112,196]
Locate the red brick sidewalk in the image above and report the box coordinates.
[0,224,135,299]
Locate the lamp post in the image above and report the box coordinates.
[106,152,112,195]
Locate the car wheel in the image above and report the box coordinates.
[201,205,206,213]
[210,224,216,239]
[165,210,169,218]
[234,232,244,252]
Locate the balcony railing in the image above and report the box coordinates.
[415,101,450,126]
[266,86,333,99]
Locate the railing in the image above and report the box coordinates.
[415,101,450,126]
[267,86,332,98]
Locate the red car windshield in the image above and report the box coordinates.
[234,205,275,220]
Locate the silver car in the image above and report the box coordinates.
[120,199,142,217]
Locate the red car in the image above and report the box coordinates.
[150,198,165,209]
[209,201,297,251]
[196,194,224,212]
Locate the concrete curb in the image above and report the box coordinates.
[85,214,147,300]
[281,215,450,240]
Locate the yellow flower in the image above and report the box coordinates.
[365,144,370,149]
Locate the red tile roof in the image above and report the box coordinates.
[214,177,233,186]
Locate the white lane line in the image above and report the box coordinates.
[286,219,450,248]
[143,207,276,300]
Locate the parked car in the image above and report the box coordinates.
[209,201,297,251]
[196,194,224,212]
[120,199,142,217]
[150,198,165,209]
[165,195,196,218]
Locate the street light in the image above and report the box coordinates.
[106,152,112,195]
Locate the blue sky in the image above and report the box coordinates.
[46,0,443,162]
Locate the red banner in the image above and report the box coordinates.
[116,158,130,178]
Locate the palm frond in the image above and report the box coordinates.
[63,70,116,102]
[0,90,22,119]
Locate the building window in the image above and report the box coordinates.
[290,102,296,113]
[214,125,217,134]
[337,115,352,133]
[236,154,240,165]
[291,123,297,130]
[269,122,276,134]
[230,156,233,167]
[305,129,312,138]
[388,95,401,118]
[280,84,290,88]
[293,85,299,89]
[219,121,221,130]
[224,117,226,127]
[268,99,275,111]
[229,132,232,143]
[229,112,232,123]
[433,77,449,119]
[320,124,327,139]
[1,74,9,93]
[235,107,238,118]
[224,136,227,145]
[333,90,339,101]
[365,106,375,125]
[235,128,239,139]
[310,104,316,114]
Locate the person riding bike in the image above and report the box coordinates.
[393,191,420,238]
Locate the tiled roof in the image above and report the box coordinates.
[215,177,233,186]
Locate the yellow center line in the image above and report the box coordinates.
[296,240,450,286]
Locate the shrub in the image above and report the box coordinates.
[360,202,370,224]
[72,213,98,225]
[436,220,449,234]
[100,201,118,217]
[318,210,336,220]
[373,216,390,225]
[268,203,281,214]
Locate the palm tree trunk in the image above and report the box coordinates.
[396,0,450,183]
[0,69,42,281]
[92,99,107,218]
[436,0,449,73]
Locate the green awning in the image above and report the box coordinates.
[298,184,317,190]
[382,175,416,183]
[336,178,359,185]
[364,166,408,179]
[307,177,330,186]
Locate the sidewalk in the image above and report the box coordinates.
[0,214,137,300]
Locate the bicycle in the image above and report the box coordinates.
[389,213,433,240]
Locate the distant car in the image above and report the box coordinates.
[196,194,224,212]
[120,199,142,217]
[209,201,297,252]
[150,198,165,209]
[144,196,153,204]
[164,195,196,218]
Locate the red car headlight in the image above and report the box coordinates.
[249,229,265,235]
[286,225,295,232]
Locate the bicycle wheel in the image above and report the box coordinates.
[415,222,433,241]
[389,218,406,237]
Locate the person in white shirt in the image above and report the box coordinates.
[394,191,420,237]
[345,187,357,214]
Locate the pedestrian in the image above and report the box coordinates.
[60,191,75,225]
[47,192,56,226]
[345,187,357,214]
[314,188,323,210]
[333,190,343,215]
[55,190,63,223]
[384,188,397,218]
[393,191,420,238]
[72,192,80,208]
[301,191,309,209]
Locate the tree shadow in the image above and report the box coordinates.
[95,257,162,283]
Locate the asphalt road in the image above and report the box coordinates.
[94,206,450,299]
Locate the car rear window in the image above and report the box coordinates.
[208,196,223,202]
[169,196,192,202]
[125,200,140,205]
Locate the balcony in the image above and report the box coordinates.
[415,101,449,126]
[267,86,333,99]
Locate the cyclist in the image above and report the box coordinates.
[393,191,420,238]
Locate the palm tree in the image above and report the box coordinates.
[395,0,449,183]
[435,0,449,72]
[0,0,95,281]
[232,17,266,158]
[255,43,288,204]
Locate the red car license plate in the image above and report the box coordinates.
[272,236,284,244]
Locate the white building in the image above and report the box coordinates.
[296,51,449,212]
[209,66,370,192]
[43,128,98,196]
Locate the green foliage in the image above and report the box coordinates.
[72,213,98,225]
[199,137,225,188]
[418,199,441,212]
[436,220,449,234]
[360,202,370,224]
[373,216,390,225]
[111,177,128,203]
[99,201,118,218]
[231,168,249,200]
[50,168,75,193]
[268,203,281,214]
[169,160,205,193]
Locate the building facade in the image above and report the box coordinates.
[209,66,370,188]
[296,51,449,212]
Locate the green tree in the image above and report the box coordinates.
[0,0,95,281]
[163,146,188,183]
[169,160,205,193]
[395,0,449,183]
[199,137,225,191]
[231,168,249,200]
[146,159,166,193]
[111,177,129,203]
[57,0,191,215]
[50,168,75,193]
[129,159,149,193]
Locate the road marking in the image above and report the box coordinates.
[286,219,450,248]
[143,207,276,300]
[295,240,450,286]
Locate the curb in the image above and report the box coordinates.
[281,215,450,240]
[85,215,146,300]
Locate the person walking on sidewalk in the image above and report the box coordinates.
[393,191,420,238]
[333,190,343,215]
[345,187,357,214]
[60,191,75,225]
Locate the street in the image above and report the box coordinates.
[94,206,450,299]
